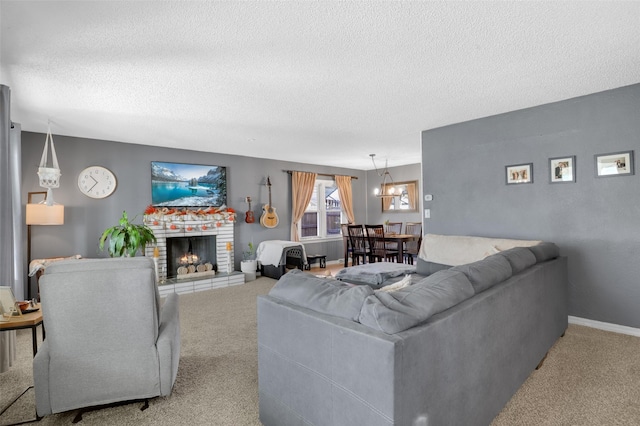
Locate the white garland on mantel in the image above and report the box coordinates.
[143,210,236,232]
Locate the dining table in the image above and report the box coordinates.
[343,232,419,265]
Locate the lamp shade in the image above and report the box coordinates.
[26,203,64,225]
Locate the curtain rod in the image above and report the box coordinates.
[283,170,358,180]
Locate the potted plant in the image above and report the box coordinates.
[240,242,257,280]
[99,210,157,257]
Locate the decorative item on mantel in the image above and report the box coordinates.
[143,205,236,230]
[153,246,160,282]
[226,241,233,274]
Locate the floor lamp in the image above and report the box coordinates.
[26,191,64,300]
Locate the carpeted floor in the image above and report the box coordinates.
[2,276,640,425]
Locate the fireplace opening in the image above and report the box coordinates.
[166,235,217,279]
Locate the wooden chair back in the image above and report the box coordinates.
[341,223,352,267]
[347,225,369,265]
[385,222,402,235]
[404,222,423,264]
[385,222,403,251]
[365,224,398,262]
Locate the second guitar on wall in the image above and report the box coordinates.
[260,176,279,228]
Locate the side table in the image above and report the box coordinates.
[0,305,44,424]
[305,254,326,270]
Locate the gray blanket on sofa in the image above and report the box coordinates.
[334,262,416,285]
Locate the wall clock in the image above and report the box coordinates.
[77,166,117,199]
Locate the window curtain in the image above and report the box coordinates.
[290,171,317,242]
[407,182,417,212]
[335,175,355,224]
[0,85,22,372]
[382,195,393,211]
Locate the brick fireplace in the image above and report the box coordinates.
[144,213,244,296]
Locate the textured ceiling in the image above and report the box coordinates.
[2,1,640,170]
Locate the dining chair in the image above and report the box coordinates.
[385,222,402,235]
[347,225,370,265]
[365,224,398,263]
[385,222,403,251]
[404,222,423,264]
[341,223,353,267]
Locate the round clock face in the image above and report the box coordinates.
[77,166,117,199]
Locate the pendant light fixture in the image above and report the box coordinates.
[370,154,397,198]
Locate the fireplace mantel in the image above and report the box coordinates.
[144,212,244,296]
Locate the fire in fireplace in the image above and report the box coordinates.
[166,235,217,279]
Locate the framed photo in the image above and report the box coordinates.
[505,163,533,185]
[151,161,227,207]
[0,286,18,320]
[549,156,576,183]
[595,151,634,177]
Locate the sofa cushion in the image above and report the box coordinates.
[358,270,475,334]
[268,269,373,321]
[496,247,537,274]
[528,242,560,262]
[451,254,512,294]
[415,258,451,276]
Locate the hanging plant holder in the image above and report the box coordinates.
[37,123,61,189]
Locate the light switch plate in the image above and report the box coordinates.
[424,209,431,219]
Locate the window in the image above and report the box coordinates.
[300,179,343,239]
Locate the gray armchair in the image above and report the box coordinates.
[33,257,180,418]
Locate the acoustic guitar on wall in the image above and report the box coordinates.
[245,196,255,224]
[260,177,279,228]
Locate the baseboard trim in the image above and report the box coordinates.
[568,316,640,337]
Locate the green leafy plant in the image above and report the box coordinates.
[99,211,157,257]
[242,242,256,261]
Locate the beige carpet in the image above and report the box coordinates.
[2,277,640,425]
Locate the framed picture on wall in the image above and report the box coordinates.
[0,286,18,320]
[505,163,533,185]
[549,156,576,183]
[595,151,634,177]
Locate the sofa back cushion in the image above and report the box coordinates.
[418,234,542,266]
[358,270,475,334]
[496,247,537,274]
[415,258,452,276]
[451,254,513,294]
[44,257,162,321]
[268,269,373,321]
[528,242,560,263]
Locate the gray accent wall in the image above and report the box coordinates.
[421,83,640,328]
[20,132,367,297]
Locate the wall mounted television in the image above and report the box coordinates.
[151,161,227,208]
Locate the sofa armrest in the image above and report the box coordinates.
[157,293,180,396]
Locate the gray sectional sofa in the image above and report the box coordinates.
[257,240,568,426]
